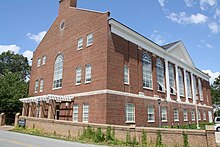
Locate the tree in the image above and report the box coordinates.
[0,51,30,80]
[0,51,30,118]
[211,75,220,116]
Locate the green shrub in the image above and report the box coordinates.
[126,131,131,145]
[156,130,162,147]
[142,130,147,145]
[94,127,105,143]
[183,132,189,147]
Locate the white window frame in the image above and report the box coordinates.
[161,107,167,122]
[73,105,78,122]
[191,109,195,121]
[77,37,83,50]
[37,57,41,67]
[203,111,206,120]
[125,104,135,123]
[42,55,46,65]
[87,33,93,46]
[53,54,64,89]
[193,76,198,100]
[186,72,192,98]
[124,65,129,84]
[178,68,185,97]
[142,53,153,89]
[85,64,91,83]
[174,108,179,121]
[198,110,201,120]
[198,79,203,101]
[183,109,188,121]
[39,79,44,93]
[35,80,39,93]
[156,58,165,92]
[76,67,82,85]
[169,63,176,95]
[83,104,89,123]
[148,105,155,122]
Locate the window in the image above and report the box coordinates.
[77,37,83,50]
[198,79,203,101]
[126,104,135,122]
[124,65,129,84]
[178,68,185,97]
[161,107,167,122]
[40,79,44,92]
[198,110,201,120]
[186,72,192,98]
[193,76,198,100]
[174,108,179,121]
[148,105,155,122]
[142,53,152,88]
[53,54,64,89]
[87,33,93,46]
[191,110,195,121]
[83,104,89,122]
[73,105,78,122]
[169,63,175,94]
[60,21,65,30]
[156,58,165,91]
[35,80,39,93]
[37,58,41,67]
[42,56,47,65]
[183,109,188,121]
[203,111,206,120]
[76,67,82,85]
[85,64,91,83]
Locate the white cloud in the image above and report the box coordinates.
[150,30,166,45]
[22,50,33,65]
[158,0,165,7]
[206,43,213,48]
[27,31,46,43]
[208,22,219,33]
[202,69,220,84]
[185,0,196,7]
[0,45,20,54]
[214,8,220,19]
[167,12,208,24]
[200,0,217,10]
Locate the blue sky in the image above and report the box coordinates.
[0,0,220,83]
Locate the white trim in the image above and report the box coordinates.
[20,89,213,109]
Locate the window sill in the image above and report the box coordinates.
[77,48,82,51]
[143,87,153,91]
[174,120,179,122]
[180,95,185,98]
[85,81,91,84]
[126,121,135,124]
[184,120,188,122]
[157,90,165,93]
[40,91,43,93]
[86,44,92,47]
[124,82,129,85]
[188,97,192,99]
[162,120,168,122]
[83,121,88,123]
[148,120,155,123]
[52,87,62,90]
[34,91,38,94]
[75,83,81,86]
[192,119,195,122]
[171,93,176,96]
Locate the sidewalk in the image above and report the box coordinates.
[0,125,14,131]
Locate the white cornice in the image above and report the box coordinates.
[108,19,210,80]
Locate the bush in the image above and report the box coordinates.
[142,130,147,145]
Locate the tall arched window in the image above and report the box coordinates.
[193,76,198,99]
[53,54,64,89]
[156,58,165,91]
[186,72,192,98]
[178,68,185,96]
[169,63,175,94]
[198,79,203,101]
[142,53,152,88]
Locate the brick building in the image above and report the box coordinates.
[20,0,213,127]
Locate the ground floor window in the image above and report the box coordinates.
[174,108,179,121]
[183,109,188,121]
[126,104,135,122]
[203,111,206,120]
[148,105,155,122]
[198,110,201,120]
[191,109,195,121]
[161,107,167,122]
[73,105,78,122]
[83,104,89,122]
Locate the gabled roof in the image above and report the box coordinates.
[162,41,181,50]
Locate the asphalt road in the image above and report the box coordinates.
[0,130,107,147]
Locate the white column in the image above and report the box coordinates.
[175,65,181,102]
[184,69,189,103]
[165,60,171,101]
[191,73,196,104]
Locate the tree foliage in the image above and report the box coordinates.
[211,75,220,104]
[0,51,30,116]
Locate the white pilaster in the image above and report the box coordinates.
[191,73,196,104]
[165,60,171,101]
[184,69,189,103]
[175,65,181,102]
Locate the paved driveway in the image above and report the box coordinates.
[0,130,107,147]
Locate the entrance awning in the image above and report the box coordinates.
[19,94,73,103]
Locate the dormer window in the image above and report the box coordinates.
[87,33,93,46]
